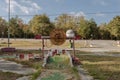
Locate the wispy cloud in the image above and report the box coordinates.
[69,11,86,17]
[95,13,105,17]
[5,0,41,14]
[55,0,59,2]
[93,0,108,6]
[54,0,66,2]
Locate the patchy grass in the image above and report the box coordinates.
[41,72,65,80]
[6,58,43,80]
[77,55,120,62]
[40,69,80,80]
[70,67,81,80]
[75,50,93,54]
[0,50,42,55]
[76,54,120,80]
[0,71,23,80]
[106,52,120,54]
[75,51,120,55]
[6,58,42,69]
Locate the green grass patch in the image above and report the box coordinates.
[46,55,71,69]
[41,72,65,80]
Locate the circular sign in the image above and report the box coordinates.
[66,29,75,38]
[50,29,66,45]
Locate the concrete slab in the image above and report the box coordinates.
[0,59,36,75]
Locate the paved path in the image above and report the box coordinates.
[16,76,30,80]
[0,59,36,75]
[78,52,120,57]
[75,40,120,52]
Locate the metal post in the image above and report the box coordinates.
[73,38,75,57]
[41,24,44,58]
[42,38,44,58]
[8,0,10,47]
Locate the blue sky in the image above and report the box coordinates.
[0,0,120,25]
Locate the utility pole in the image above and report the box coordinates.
[8,0,10,47]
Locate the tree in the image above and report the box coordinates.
[29,14,54,36]
[22,24,30,38]
[9,16,24,38]
[55,14,77,32]
[77,18,99,39]
[106,16,120,40]
[88,19,99,39]
[0,17,7,38]
[98,23,111,39]
[77,17,89,39]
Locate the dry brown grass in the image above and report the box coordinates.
[0,39,88,48]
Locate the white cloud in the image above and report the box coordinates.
[69,11,86,17]
[1,17,5,20]
[95,13,105,17]
[5,0,41,14]
[32,3,41,10]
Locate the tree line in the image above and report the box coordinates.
[0,14,120,40]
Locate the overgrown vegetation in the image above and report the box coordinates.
[76,54,120,80]
[46,55,71,69]
[31,68,42,80]
[45,55,81,80]
[0,71,23,80]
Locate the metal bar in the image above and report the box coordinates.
[41,36,74,39]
